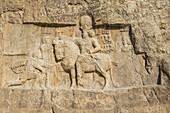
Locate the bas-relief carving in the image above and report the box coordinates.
[11,60,28,74]
[77,16,115,89]
[27,36,54,88]
[2,15,143,90]
[53,15,119,89]
[0,1,169,112]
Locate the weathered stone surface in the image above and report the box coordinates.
[0,86,169,113]
[0,87,52,113]
[0,0,169,112]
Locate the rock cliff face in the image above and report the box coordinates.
[0,0,169,113]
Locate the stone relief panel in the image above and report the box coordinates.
[1,15,148,90]
[0,1,169,112]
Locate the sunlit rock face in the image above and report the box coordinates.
[0,0,169,113]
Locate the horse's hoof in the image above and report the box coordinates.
[70,86,76,89]
[46,86,53,90]
[39,85,46,89]
[103,85,112,90]
[103,87,108,91]
[70,84,78,89]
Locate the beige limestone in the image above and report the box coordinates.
[0,0,169,112]
[0,86,169,113]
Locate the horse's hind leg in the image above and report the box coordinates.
[96,68,113,90]
[103,71,114,90]
[76,62,83,87]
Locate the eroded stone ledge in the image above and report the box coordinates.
[0,85,169,113]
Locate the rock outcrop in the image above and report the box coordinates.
[0,0,169,113]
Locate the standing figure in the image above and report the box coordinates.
[28,36,53,88]
[39,36,53,88]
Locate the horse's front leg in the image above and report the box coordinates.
[70,69,77,88]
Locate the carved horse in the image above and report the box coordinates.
[53,39,114,89]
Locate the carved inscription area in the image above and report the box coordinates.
[95,27,114,53]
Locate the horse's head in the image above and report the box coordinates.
[53,38,80,62]
[53,39,65,61]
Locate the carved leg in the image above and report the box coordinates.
[70,69,77,88]
[45,72,51,88]
[34,74,41,89]
[39,73,46,89]
[76,62,83,87]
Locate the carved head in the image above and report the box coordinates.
[80,15,92,31]
[42,36,50,44]
[53,40,65,61]
[87,30,95,38]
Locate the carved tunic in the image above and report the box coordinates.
[40,44,53,63]
[78,38,93,55]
